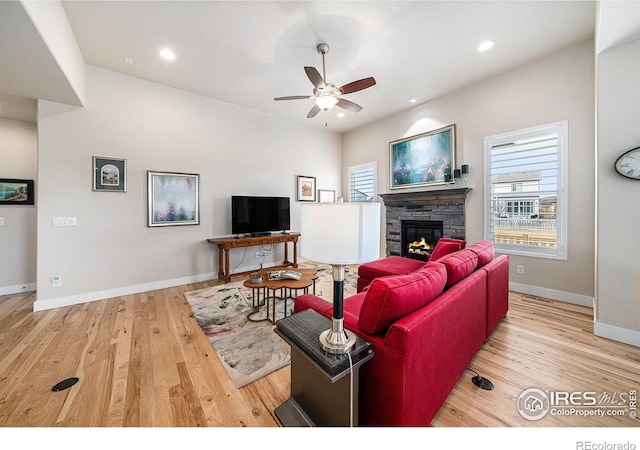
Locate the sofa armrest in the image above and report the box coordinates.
[293,294,333,316]
[479,254,509,337]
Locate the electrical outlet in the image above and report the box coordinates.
[517,265,525,275]
[51,276,62,287]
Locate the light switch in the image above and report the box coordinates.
[53,217,77,227]
[0,217,4,226]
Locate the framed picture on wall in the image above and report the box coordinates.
[0,178,34,205]
[297,175,316,202]
[147,171,200,227]
[93,157,127,192]
[389,124,456,189]
[318,189,335,203]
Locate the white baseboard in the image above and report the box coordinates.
[32,273,217,312]
[509,281,594,308]
[594,320,640,347]
[0,282,37,296]
[32,260,295,312]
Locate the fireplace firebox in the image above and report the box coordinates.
[401,220,443,261]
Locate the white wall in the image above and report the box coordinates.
[595,38,640,346]
[343,41,595,305]
[35,65,341,310]
[0,118,37,294]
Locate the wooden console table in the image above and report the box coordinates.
[207,232,300,283]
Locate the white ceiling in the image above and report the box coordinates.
[0,1,597,133]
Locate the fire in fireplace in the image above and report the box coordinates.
[408,237,432,256]
[401,220,443,261]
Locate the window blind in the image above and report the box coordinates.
[485,122,567,259]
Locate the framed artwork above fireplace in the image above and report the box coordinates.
[389,124,456,189]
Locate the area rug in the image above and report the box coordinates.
[183,263,358,388]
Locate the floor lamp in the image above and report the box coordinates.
[301,202,381,354]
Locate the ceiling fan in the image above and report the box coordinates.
[274,43,376,118]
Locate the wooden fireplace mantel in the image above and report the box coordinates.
[380,187,472,206]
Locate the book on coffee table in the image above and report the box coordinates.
[267,270,302,281]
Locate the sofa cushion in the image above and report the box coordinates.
[429,238,466,261]
[357,263,447,335]
[358,256,425,280]
[437,248,479,288]
[467,240,495,268]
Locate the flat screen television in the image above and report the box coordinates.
[231,195,291,236]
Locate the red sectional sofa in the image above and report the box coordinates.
[293,240,509,426]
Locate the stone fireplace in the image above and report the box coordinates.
[380,188,471,258]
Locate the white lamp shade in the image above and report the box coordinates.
[301,203,381,265]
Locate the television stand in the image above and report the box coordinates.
[207,232,300,283]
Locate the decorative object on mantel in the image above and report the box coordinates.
[389,124,456,190]
[462,164,469,186]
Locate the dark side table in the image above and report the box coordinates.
[274,309,374,427]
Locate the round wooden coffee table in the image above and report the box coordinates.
[243,268,317,324]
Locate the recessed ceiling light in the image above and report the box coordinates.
[478,40,495,52]
[159,48,176,61]
[408,97,418,103]
[337,112,345,118]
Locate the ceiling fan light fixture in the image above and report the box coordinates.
[315,95,338,110]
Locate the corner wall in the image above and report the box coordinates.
[0,118,37,294]
[343,41,595,306]
[595,39,640,346]
[35,65,342,311]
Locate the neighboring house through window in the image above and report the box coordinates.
[484,121,568,259]
[348,161,377,202]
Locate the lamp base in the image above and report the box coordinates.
[319,327,356,355]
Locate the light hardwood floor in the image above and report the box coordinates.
[0,277,638,427]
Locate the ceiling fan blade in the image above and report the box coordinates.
[274,95,312,101]
[304,66,325,89]
[307,104,321,118]
[338,77,376,95]
[336,98,363,113]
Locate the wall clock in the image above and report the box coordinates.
[614,146,640,180]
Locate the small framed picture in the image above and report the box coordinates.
[148,171,200,227]
[297,175,316,202]
[318,189,335,203]
[93,157,127,192]
[0,178,35,205]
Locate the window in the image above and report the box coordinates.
[348,162,377,202]
[484,121,568,259]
